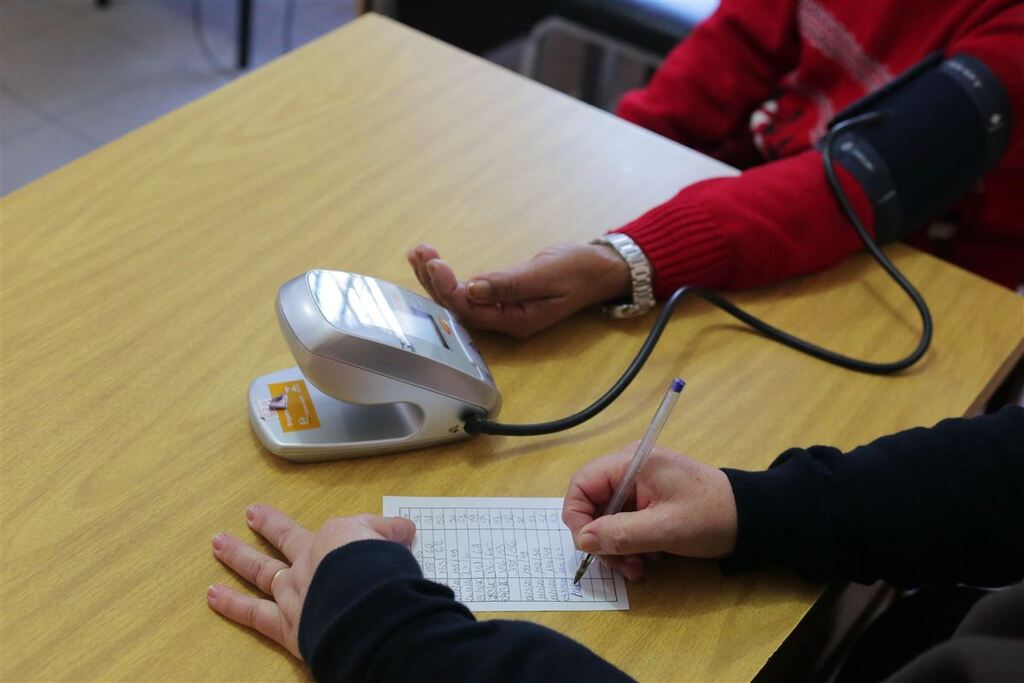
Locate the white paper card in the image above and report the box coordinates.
[383,496,629,612]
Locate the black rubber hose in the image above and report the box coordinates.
[465,112,932,436]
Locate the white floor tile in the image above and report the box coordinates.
[0,4,158,116]
[0,121,94,195]
[66,64,224,145]
[0,0,355,193]
[0,0,76,51]
[81,0,240,74]
[0,86,48,141]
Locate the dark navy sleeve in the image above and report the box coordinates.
[298,539,633,683]
[721,406,1024,587]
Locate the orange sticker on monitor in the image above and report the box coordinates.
[267,379,321,432]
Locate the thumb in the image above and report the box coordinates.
[370,516,417,546]
[576,509,665,556]
[466,262,556,304]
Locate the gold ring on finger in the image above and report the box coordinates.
[270,566,288,594]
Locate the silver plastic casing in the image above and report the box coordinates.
[248,270,500,461]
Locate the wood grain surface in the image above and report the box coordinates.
[2,14,1021,682]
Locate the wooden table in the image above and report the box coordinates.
[2,14,1021,682]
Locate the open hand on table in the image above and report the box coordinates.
[207,505,415,658]
[406,242,630,337]
[562,445,738,581]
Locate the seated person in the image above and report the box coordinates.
[208,406,1023,682]
[407,0,1022,338]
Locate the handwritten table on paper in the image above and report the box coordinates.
[383,497,629,611]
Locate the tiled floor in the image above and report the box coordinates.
[0,1,667,197]
[1,0,357,196]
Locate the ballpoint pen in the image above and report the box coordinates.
[573,378,686,585]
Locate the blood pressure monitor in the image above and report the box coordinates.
[248,270,501,461]
[245,54,1009,460]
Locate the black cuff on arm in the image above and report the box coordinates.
[298,540,632,683]
[298,540,453,681]
[719,445,844,579]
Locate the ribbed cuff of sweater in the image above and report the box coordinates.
[613,185,732,297]
[298,540,432,678]
[718,459,822,576]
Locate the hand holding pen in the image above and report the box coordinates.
[562,380,739,582]
[572,378,684,583]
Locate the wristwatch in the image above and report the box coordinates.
[590,233,656,318]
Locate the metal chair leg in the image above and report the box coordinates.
[237,0,253,70]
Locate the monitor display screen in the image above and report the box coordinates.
[309,270,450,352]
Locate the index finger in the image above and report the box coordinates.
[247,504,313,564]
[562,449,634,536]
[409,244,441,301]
[425,261,536,335]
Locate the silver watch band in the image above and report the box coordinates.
[590,233,655,318]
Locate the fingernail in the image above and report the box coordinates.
[467,280,492,302]
[577,531,599,553]
[246,505,257,525]
[207,585,218,600]
[212,533,225,552]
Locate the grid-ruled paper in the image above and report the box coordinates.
[383,496,628,612]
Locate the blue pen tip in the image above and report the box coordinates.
[671,378,685,392]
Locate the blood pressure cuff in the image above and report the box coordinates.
[824,53,1011,243]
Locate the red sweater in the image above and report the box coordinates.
[614,0,1024,293]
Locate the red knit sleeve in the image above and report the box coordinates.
[614,149,875,295]
[617,0,800,162]
[615,0,1023,295]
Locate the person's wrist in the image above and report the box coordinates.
[706,469,739,557]
[584,243,632,304]
[588,234,656,317]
